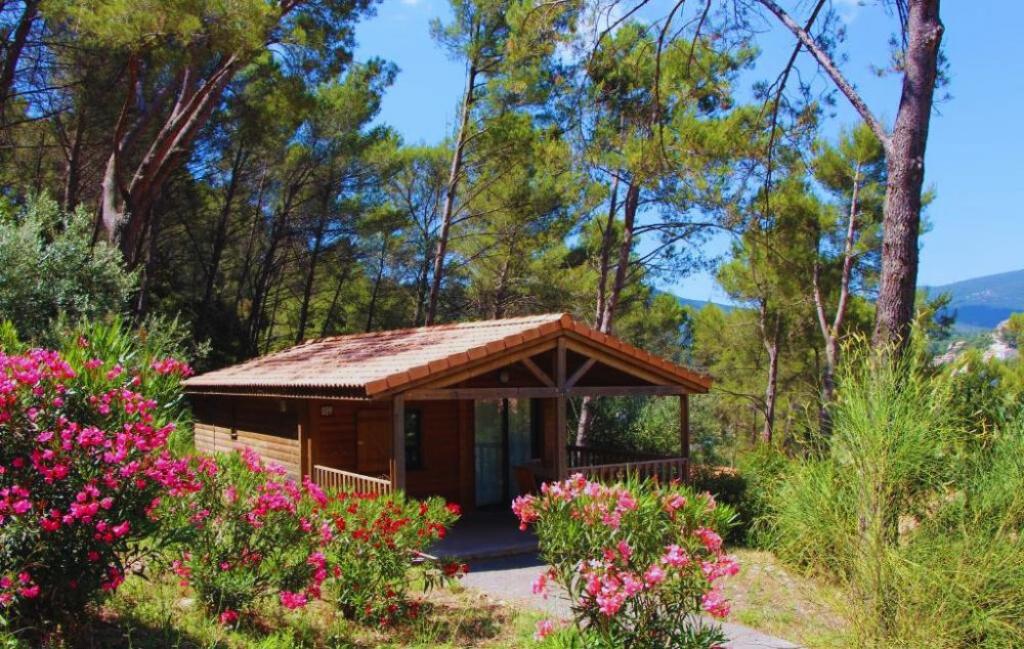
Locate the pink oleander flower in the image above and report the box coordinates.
[601,510,622,529]
[644,564,665,587]
[662,544,691,568]
[535,619,555,640]
[19,584,39,599]
[532,571,550,598]
[701,588,731,618]
[665,493,687,512]
[617,540,632,562]
[512,494,538,530]
[694,527,723,552]
[703,555,740,582]
[616,491,637,512]
[219,609,239,626]
[279,590,308,610]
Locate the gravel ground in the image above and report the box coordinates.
[461,554,801,649]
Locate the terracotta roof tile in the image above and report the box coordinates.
[183,313,712,396]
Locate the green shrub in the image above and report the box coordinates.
[690,446,789,546]
[765,344,1024,647]
[0,194,134,343]
[514,474,739,648]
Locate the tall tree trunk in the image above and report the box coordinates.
[425,60,477,325]
[99,55,241,267]
[757,0,943,353]
[599,181,639,331]
[320,261,352,337]
[248,186,296,355]
[760,301,781,444]
[365,233,390,332]
[133,204,162,320]
[872,0,943,349]
[0,0,40,125]
[594,172,621,324]
[200,145,246,321]
[413,244,431,326]
[296,210,328,344]
[61,110,85,211]
[576,180,639,447]
[491,240,515,319]
[231,164,268,319]
[813,164,861,434]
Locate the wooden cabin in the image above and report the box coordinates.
[183,313,711,510]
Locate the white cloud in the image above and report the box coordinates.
[400,0,423,6]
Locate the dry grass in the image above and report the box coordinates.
[722,548,851,648]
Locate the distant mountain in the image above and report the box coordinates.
[674,296,734,313]
[926,269,1024,331]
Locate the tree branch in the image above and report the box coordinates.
[756,0,892,154]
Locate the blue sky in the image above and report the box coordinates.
[354,1,1024,302]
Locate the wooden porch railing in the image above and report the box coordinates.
[572,457,689,484]
[313,465,393,496]
[566,444,666,468]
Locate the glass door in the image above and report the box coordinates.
[506,399,533,501]
[474,401,504,506]
[474,399,536,506]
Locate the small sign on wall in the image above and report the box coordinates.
[320,405,334,417]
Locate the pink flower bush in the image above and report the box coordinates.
[0,336,195,625]
[155,450,341,619]
[514,474,740,648]
[157,449,464,627]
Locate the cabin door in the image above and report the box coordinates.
[474,401,504,506]
[474,399,534,507]
[356,409,391,478]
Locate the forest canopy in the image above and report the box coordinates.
[0,0,951,451]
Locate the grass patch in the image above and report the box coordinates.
[71,572,541,648]
[722,549,850,648]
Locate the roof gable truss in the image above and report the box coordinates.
[372,330,705,399]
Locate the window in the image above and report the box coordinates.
[405,409,423,470]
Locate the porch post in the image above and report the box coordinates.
[679,393,690,483]
[556,339,567,480]
[392,395,406,490]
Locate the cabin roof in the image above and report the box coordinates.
[184,313,711,398]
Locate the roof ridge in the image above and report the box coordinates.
[298,312,571,346]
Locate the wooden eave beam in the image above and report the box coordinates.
[405,387,560,401]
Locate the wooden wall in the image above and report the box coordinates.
[309,399,476,509]
[191,395,302,479]
[192,394,561,511]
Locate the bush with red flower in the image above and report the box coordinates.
[324,490,464,625]
[156,448,464,627]
[515,474,740,648]
[0,321,195,628]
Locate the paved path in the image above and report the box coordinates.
[461,554,800,649]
